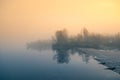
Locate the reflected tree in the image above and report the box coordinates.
[53,49,70,64]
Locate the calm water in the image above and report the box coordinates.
[0,41,120,80]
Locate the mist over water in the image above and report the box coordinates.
[1,0,120,79]
[0,31,120,80]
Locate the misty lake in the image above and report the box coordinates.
[1,0,120,79]
[0,41,120,80]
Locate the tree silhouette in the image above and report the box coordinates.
[52,28,120,50]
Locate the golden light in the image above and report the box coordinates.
[0,0,120,41]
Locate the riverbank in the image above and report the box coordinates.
[81,48,120,74]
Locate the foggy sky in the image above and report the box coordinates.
[0,0,120,41]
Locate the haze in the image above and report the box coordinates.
[0,0,120,42]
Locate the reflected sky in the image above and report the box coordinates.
[0,40,120,80]
[25,40,120,80]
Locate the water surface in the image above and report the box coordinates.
[0,41,120,80]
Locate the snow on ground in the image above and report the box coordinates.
[81,48,120,74]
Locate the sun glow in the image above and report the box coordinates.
[0,0,120,41]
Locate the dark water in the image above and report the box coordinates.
[0,42,120,80]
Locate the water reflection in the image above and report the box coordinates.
[27,41,94,65]
[53,49,70,64]
[53,48,93,64]
[27,41,93,64]
[26,40,120,76]
[27,41,94,64]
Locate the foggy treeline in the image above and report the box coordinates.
[52,28,120,50]
[27,40,52,51]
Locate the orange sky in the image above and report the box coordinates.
[0,0,120,41]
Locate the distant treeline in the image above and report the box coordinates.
[27,40,52,51]
[52,28,120,50]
